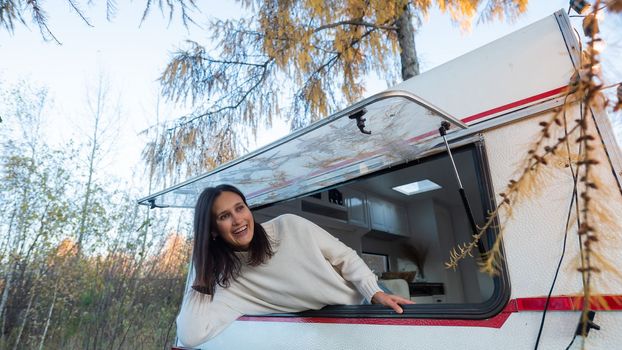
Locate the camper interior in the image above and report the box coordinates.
[253,141,497,308]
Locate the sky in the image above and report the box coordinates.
[0,1,620,191]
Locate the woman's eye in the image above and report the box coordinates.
[220,213,230,220]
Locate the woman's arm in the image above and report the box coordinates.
[290,215,414,312]
[176,290,243,347]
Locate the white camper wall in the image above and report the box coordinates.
[483,106,622,297]
[390,12,574,125]
[482,106,622,349]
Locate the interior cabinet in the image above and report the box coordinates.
[300,190,348,222]
[298,189,410,238]
[367,194,410,237]
[342,188,369,228]
[368,195,387,231]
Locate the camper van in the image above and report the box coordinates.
[139,10,622,349]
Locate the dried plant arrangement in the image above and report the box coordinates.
[445,0,622,347]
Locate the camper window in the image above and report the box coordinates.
[254,141,509,318]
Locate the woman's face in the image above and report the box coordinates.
[211,191,255,251]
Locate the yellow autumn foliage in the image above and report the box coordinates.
[152,0,529,184]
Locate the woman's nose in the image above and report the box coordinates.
[231,211,242,224]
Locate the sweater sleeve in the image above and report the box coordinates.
[176,290,243,347]
[289,214,382,302]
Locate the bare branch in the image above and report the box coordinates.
[140,0,199,28]
[314,19,397,32]
[66,0,94,27]
[169,57,274,130]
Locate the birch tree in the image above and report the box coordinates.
[0,83,50,347]
[0,129,74,349]
[0,80,191,348]
[75,74,120,254]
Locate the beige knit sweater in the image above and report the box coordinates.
[176,214,381,347]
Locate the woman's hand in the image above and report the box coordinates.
[371,291,415,314]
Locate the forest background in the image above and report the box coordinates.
[0,0,621,349]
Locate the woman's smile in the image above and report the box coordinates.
[232,225,249,238]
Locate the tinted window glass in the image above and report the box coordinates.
[254,142,507,316]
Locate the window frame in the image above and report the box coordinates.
[250,138,510,320]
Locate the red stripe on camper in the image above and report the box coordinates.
[238,295,622,329]
[239,305,513,328]
[461,86,568,124]
[514,295,622,311]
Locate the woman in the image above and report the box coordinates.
[177,184,413,347]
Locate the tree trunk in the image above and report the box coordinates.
[38,281,58,350]
[0,210,16,346]
[76,112,99,253]
[396,3,419,80]
[12,287,36,350]
[77,73,116,254]
[0,263,13,346]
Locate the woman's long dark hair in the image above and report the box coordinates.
[191,184,273,295]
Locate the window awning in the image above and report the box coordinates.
[138,90,467,209]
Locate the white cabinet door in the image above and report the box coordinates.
[367,195,388,231]
[383,201,398,233]
[367,194,410,237]
[343,189,369,228]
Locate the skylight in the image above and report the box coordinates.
[393,180,441,195]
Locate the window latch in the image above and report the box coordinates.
[348,108,371,135]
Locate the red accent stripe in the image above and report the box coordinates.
[239,305,513,328]
[461,86,568,124]
[516,295,622,311]
[238,295,622,329]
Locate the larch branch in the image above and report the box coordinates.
[168,58,274,130]
[314,20,397,32]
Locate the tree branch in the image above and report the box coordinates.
[314,19,397,32]
[168,58,274,130]
[66,0,94,27]
[304,27,376,88]
[199,57,269,67]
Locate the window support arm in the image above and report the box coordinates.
[439,122,486,255]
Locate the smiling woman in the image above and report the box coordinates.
[178,184,412,347]
[191,184,274,295]
[212,191,256,250]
